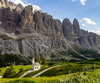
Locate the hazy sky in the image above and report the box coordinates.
[9,0,100,35]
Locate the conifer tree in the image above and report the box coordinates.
[35,58,41,64]
[42,58,47,65]
[3,63,15,78]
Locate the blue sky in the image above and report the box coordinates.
[9,0,100,35]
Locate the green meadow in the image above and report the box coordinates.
[0,69,100,83]
[0,65,32,74]
[0,57,100,83]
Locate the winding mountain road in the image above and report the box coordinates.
[31,65,66,78]
[19,65,66,78]
[19,70,34,78]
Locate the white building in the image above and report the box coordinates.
[32,58,41,71]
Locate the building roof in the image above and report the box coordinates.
[33,62,40,66]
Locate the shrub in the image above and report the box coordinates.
[3,63,16,78]
[19,67,23,73]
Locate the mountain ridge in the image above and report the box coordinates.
[0,0,100,61]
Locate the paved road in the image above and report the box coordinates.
[19,70,34,78]
[19,65,66,78]
[31,65,66,78]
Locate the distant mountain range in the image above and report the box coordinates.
[0,0,100,61]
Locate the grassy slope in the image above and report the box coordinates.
[40,57,100,77]
[40,63,98,77]
[0,69,100,83]
[0,65,50,78]
[0,65,32,74]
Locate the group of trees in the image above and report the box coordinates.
[35,58,47,65]
[0,53,31,67]
[3,58,48,78]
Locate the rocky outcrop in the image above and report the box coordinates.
[34,11,63,36]
[62,18,74,40]
[0,7,20,33]
[0,0,24,10]
[17,3,24,10]
[19,5,34,29]
[0,0,16,9]
[0,0,24,33]
[73,19,81,36]
[62,18,100,50]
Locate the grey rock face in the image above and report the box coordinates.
[0,0,16,9]
[62,18,74,41]
[19,5,34,29]
[1,7,20,33]
[17,3,24,10]
[0,38,20,55]
[73,18,81,36]
[33,11,63,36]
[62,18,100,50]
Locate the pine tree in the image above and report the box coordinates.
[3,63,15,78]
[42,58,47,65]
[35,58,41,64]
[3,68,10,78]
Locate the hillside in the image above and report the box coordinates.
[0,69,100,83]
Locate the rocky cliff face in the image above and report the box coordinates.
[0,0,23,9]
[62,18,100,50]
[62,18,74,41]
[73,19,81,36]
[0,0,100,61]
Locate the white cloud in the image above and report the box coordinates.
[80,0,87,5]
[88,30,100,35]
[82,24,86,26]
[72,0,87,5]
[8,0,25,6]
[8,0,41,11]
[80,18,97,25]
[32,5,41,11]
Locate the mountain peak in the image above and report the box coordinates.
[73,18,81,36]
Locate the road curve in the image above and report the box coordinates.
[19,70,34,78]
[31,65,66,78]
